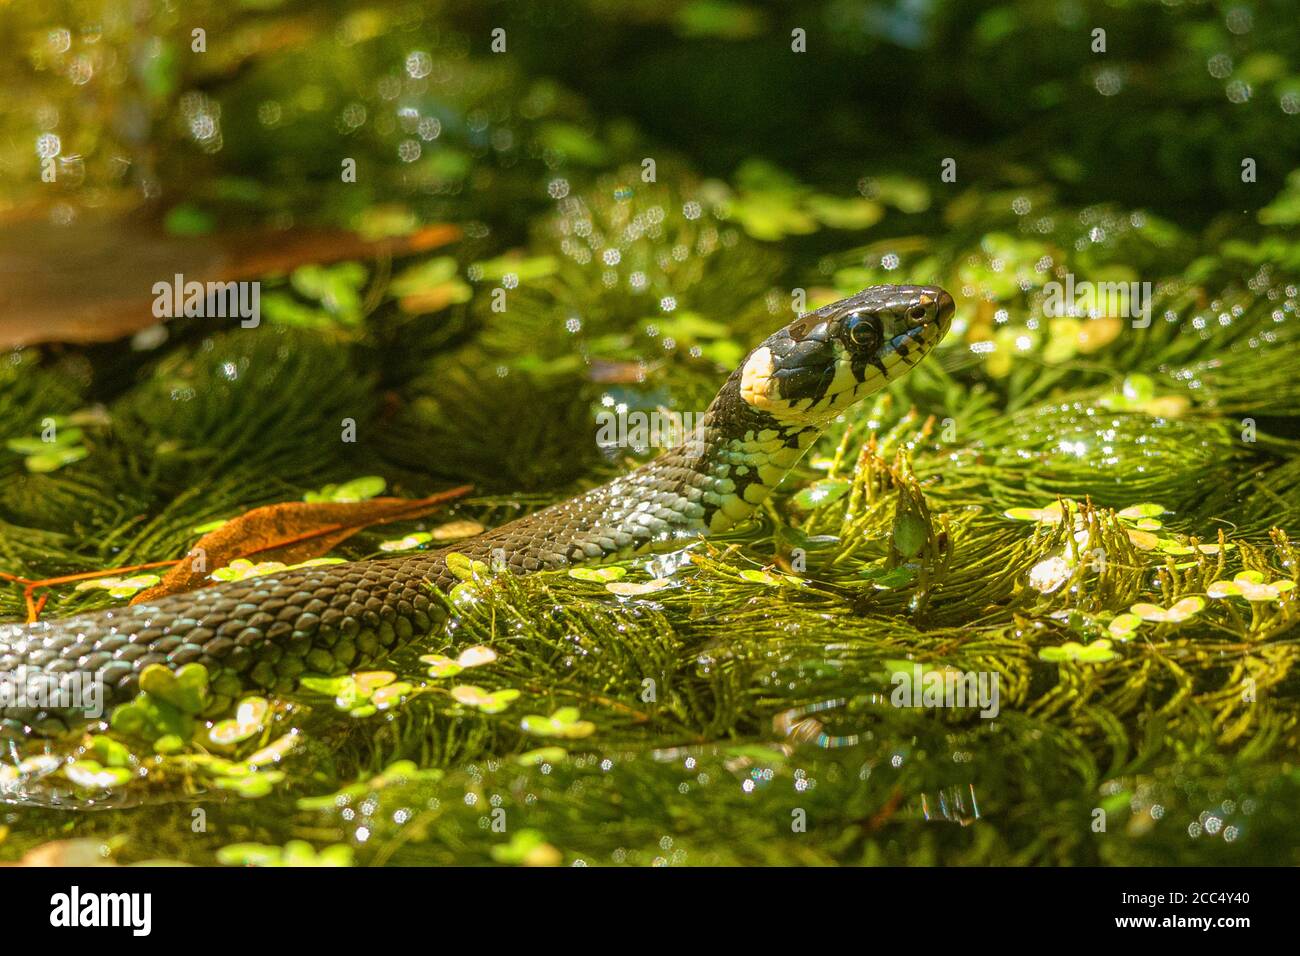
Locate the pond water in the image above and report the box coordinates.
[1,0,1299,866]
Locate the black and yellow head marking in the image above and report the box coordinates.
[738,284,954,426]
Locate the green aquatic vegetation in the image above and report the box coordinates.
[737,568,802,587]
[110,663,211,748]
[6,675,293,802]
[211,557,346,583]
[1130,597,1206,624]
[452,685,521,714]
[105,667,289,777]
[3,0,1300,866]
[491,829,563,866]
[88,734,131,768]
[457,160,785,379]
[210,769,286,798]
[825,196,1300,417]
[1000,498,1229,559]
[303,475,386,503]
[1106,613,1142,641]
[518,747,568,766]
[291,263,369,325]
[861,566,917,589]
[521,707,597,739]
[718,161,933,241]
[208,697,271,748]
[605,577,673,596]
[3,410,111,476]
[260,264,378,331]
[537,122,611,167]
[1207,571,1296,603]
[389,257,473,314]
[297,760,443,812]
[672,1,767,40]
[792,477,851,510]
[300,671,413,718]
[165,734,298,799]
[445,552,491,580]
[0,756,60,795]
[568,565,627,582]
[378,520,484,552]
[419,645,498,678]
[470,255,560,284]
[379,531,434,552]
[63,760,134,790]
[1038,640,1118,664]
[73,574,161,599]
[6,425,89,474]
[1098,375,1190,419]
[217,840,353,868]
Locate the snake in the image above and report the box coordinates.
[0,284,953,739]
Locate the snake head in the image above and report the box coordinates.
[738,284,954,425]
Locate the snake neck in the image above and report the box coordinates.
[434,367,827,580]
[688,366,825,533]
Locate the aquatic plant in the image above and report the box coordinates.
[3,0,1300,870]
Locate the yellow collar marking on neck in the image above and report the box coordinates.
[739,347,778,409]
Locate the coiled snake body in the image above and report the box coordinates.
[0,285,953,738]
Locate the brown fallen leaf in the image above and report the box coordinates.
[588,359,649,384]
[130,485,472,603]
[0,209,461,348]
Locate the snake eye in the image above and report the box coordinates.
[842,312,881,350]
[908,305,928,321]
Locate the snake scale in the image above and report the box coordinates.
[0,284,953,738]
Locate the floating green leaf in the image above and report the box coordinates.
[520,707,596,739]
[211,557,346,583]
[212,770,285,798]
[1130,597,1205,623]
[88,735,132,768]
[1207,572,1296,602]
[606,577,673,596]
[208,697,270,748]
[217,840,353,867]
[420,645,498,678]
[490,829,562,866]
[861,566,917,589]
[446,552,491,581]
[568,566,627,583]
[1039,640,1118,664]
[517,747,568,766]
[793,478,851,510]
[303,476,386,503]
[63,760,133,790]
[451,685,520,714]
[1107,613,1142,640]
[74,574,162,599]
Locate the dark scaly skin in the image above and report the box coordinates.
[0,285,954,739]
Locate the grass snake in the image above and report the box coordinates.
[0,284,953,739]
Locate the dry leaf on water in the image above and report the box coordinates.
[0,212,461,348]
[130,485,472,603]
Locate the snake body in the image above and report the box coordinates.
[0,285,953,738]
